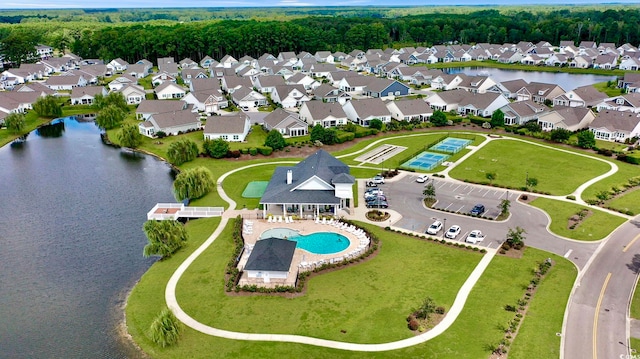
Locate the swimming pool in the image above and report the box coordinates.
[401,151,450,171]
[429,137,472,153]
[260,228,350,255]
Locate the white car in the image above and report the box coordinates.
[416,174,429,183]
[445,225,461,239]
[426,221,443,235]
[364,189,384,199]
[465,230,486,244]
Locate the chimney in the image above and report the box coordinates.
[286,170,292,185]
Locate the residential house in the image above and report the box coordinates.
[326,70,360,86]
[108,74,138,92]
[285,72,320,91]
[179,58,198,69]
[203,112,251,142]
[545,54,569,67]
[15,82,56,97]
[154,82,186,100]
[312,83,351,105]
[231,87,268,109]
[221,75,253,94]
[337,75,374,95]
[183,78,228,113]
[537,106,596,131]
[107,58,129,73]
[158,57,179,77]
[138,108,201,138]
[314,51,334,63]
[238,237,297,288]
[342,98,392,127]
[135,59,153,73]
[553,85,608,108]
[126,64,151,79]
[181,68,208,85]
[136,100,187,121]
[430,74,465,91]
[457,75,497,94]
[456,92,510,117]
[253,75,286,93]
[499,100,548,126]
[517,82,565,104]
[298,101,348,128]
[363,78,411,99]
[619,57,640,71]
[386,98,433,122]
[569,56,591,69]
[38,57,71,73]
[426,89,469,112]
[589,111,640,142]
[262,108,308,137]
[45,74,88,91]
[219,55,238,68]
[70,86,107,105]
[490,79,528,99]
[593,54,618,69]
[151,71,177,87]
[596,93,640,113]
[271,85,310,108]
[35,44,54,59]
[259,149,355,218]
[0,91,43,116]
[309,63,338,78]
[618,73,640,92]
[118,84,146,105]
[199,56,215,69]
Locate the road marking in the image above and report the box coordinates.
[453,184,461,191]
[445,203,452,210]
[457,205,465,213]
[482,190,489,197]
[563,249,573,258]
[623,233,640,253]
[593,272,612,359]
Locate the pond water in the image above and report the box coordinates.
[444,67,616,91]
[0,117,175,358]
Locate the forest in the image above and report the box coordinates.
[1,6,640,65]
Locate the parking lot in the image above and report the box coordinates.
[375,173,520,249]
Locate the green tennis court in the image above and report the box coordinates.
[242,181,269,198]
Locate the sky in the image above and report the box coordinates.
[1,0,640,10]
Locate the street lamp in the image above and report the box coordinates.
[442,218,447,239]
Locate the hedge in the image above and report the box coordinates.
[337,131,355,144]
[257,146,273,156]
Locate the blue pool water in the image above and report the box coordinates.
[430,137,472,153]
[401,151,450,171]
[260,228,350,254]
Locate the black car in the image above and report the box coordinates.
[366,199,389,208]
[366,195,387,203]
[470,204,485,216]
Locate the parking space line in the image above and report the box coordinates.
[445,203,453,210]
[453,184,461,191]
[482,190,490,197]
[457,205,465,212]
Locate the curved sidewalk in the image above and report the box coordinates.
[164,160,497,351]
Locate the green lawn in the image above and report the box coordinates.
[428,60,626,77]
[631,338,640,355]
[449,139,611,195]
[607,188,640,216]
[593,81,624,97]
[508,253,577,359]
[630,276,640,319]
[582,160,640,215]
[127,218,576,359]
[529,197,627,241]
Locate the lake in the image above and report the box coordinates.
[444,67,617,91]
[0,117,176,358]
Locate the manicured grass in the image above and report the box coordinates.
[508,253,577,359]
[607,188,640,216]
[449,139,611,195]
[0,111,52,147]
[529,197,627,241]
[631,338,640,355]
[229,124,268,151]
[224,163,286,209]
[593,81,624,97]
[582,160,640,215]
[594,139,629,152]
[127,217,577,358]
[630,276,640,319]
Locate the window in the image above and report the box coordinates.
[233,135,239,140]
[221,135,228,140]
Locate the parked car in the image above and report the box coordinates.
[465,230,485,244]
[416,174,429,183]
[445,225,461,239]
[470,204,486,216]
[366,199,389,208]
[364,189,384,199]
[426,220,443,235]
[367,175,385,186]
[366,194,387,203]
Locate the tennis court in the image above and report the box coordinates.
[430,137,472,153]
[401,152,450,171]
[242,181,269,198]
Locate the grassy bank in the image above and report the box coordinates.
[427,60,626,77]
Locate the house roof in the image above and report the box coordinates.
[191,78,221,92]
[260,149,354,205]
[572,85,608,103]
[150,109,199,129]
[222,75,252,89]
[389,98,432,115]
[244,237,296,272]
[458,92,504,109]
[590,111,640,132]
[136,99,186,114]
[543,106,593,127]
[302,101,347,120]
[263,108,305,130]
[45,75,83,86]
[155,82,185,93]
[365,78,408,94]
[503,100,547,117]
[204,113,248,134]
[313,83,339,98]
[255,75,286,88]
[71,86,104,98]
[347,98,391,118]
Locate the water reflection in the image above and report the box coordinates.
[36,120,65,138]
[10,133,29,148]
[119,149,146,162]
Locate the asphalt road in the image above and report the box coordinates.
[379,173,599,269]
[563,218,640,359]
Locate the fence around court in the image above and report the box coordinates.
[396,133,476,171]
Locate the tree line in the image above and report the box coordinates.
[1,8,640,65]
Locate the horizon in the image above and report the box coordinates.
[2,1,640,10]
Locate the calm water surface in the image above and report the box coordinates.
[0,117,175,358]
[444,67,616,91]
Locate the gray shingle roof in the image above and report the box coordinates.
[260,149,354,205]
[348,98,391,118]
[150,109,199,128]
[590,111,640,132]
[204,113,248,134]
[136,100,186,114]
[244,237,296,272]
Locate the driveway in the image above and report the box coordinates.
[378,173,599,269]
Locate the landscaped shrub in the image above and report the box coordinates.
[249,147,258,156]
[257,146,273,156]
[408,317,419,331]
[226,150,241,158]
[566,195,576,200]
[336,131,355,143]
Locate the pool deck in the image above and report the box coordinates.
[237,218,371,287]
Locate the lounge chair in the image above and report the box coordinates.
[288,216,294,223]
[277,216,283,223]
[315,217,320,224]
[284,216,290,224]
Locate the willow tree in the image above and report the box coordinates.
[172,166,215,201]
[149,307,183,348]
[167,139,199,165]
[142,219,189,259]
[95,105,125,130]
[117,123,142,148]
[33,95,62,118]
[4,113,26,133]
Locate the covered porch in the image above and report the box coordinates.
[261,199,350,220]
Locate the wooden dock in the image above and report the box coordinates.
[147,203,224,220]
